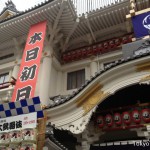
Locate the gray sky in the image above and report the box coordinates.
[0,0,45,12]
[0,0,117,16]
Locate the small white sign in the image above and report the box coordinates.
[0,112,37,133]
[146,125,150,131]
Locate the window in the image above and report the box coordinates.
[67,69,85,90]
[0,73,9,85]
[0,53,14,61]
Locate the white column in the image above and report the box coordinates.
[81,141,90,150]
[39,56,52,106]
[85,66,90,80]
[12,64,20,79]
[90,61,97,76]
[99,62,104,70]
[56,71,62,95]
[81,131,90,150]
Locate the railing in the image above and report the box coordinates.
[0,81,15,90]
[72,0,126,15]
[62,34,133,63]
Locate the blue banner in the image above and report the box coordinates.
[132,12,150,38]
[0,96,44,119]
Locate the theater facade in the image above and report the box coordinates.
[0,0,150,149]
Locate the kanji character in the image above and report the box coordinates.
[26,47,39,61]
[3,123,9,131]
[29,32,42,44]
[20,65,37,82]
[16,86,31,101]
[0,125,2,131]
[9,121,16,130]
[16,120,22,129]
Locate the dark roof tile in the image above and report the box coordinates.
[0,0,54,24]
[45,52,150,109]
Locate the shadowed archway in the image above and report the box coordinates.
[98,84,150,110]
[89,84,150,144]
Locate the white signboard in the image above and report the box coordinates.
[0,112,37,133]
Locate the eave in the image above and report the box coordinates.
[45,52,150,134]
[0,0,77,44]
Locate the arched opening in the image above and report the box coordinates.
[47,84,150,150]
[54,129,77,150]
[88,84,150,149]
[99,84,150,110]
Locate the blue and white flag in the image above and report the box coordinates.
[0,97,44,119]
[132,12,150,38]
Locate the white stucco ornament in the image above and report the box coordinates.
[143,14,150,30]
[56,107,97,134]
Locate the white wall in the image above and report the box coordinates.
[54,51,122,96]
[34,61,42,97]
[49,64,58,97]
[0,49,122,104]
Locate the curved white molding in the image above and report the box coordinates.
[55,106,97,134]
[46,56,150,134]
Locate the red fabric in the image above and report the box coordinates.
[12,21,47,102]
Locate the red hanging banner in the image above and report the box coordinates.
[12,21,47,102]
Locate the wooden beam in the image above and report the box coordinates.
[13,37,24,58]
[126,8,150,20]
[37,111,47,150]
[85,14,96,43]
[62,18,80,51]
[49,0,67,44]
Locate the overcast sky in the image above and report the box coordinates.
[0,0,115,16]
[0,0,46,12]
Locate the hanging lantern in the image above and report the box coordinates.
[128,35,132,42]
[97,116,104,128]
[82,48,86,57]
[132,110,141,124]
[62,54,67,62]
[123,112,131,125]
[142,109,150,123]
[105,114,113,127]
[98,44,103,52]
[122,36,128,44]
[67,52,71,62]
[93,45,98,55]
[109,40,115,48]
[115,39,120,46]
[87,47,93,56]
[71,51,76,60]
[114,113,122,126]
[76,50,82,59]
[103,42,109,49]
